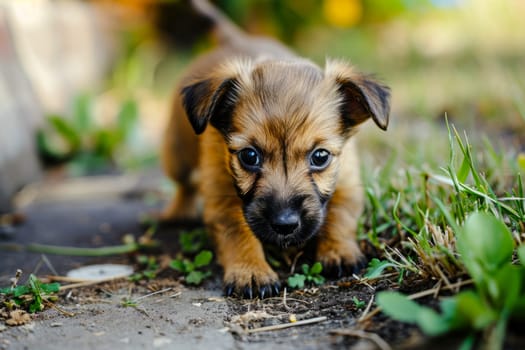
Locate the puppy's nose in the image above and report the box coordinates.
[271,209,300,236]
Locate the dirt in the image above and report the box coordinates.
[0,172,520,350]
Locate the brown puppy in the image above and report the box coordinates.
[162,0,390,298]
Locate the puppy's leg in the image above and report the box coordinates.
[160,95,200,221]
[316,187,365,276]
[206,200,280,299]
[316,141,365,276]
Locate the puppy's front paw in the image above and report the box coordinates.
[316,239,366,278]
[223,262,280,299]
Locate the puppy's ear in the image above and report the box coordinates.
[181,78,239,135]
[326,60,390,131]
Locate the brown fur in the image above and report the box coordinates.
[161,0,390,298]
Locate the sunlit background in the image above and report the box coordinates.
[1,0,524,207]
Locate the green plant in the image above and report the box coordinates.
[364,258,398,279]
[129,255,159,282]
[352,296,366,309]
[360,120,524,285]
[179,229,207,254]
[287,262,325,289]
[169,250,213,285]
[0,274,60,313]
[37,95,152,175]
[376,212,525,350]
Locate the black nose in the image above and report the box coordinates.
[271,209,300,236]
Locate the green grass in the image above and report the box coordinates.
[358,116,524,347]
[360,118,524,279]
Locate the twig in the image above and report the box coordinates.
[434,264,452,291]
[358,295,375,322]
[245,316,327,334]
[352,274,375,291]
[358,307,382,324]
[330,329,392,350]
[132,288,172,303]
[406,279,472,300]
[432,279,443,299]
[58,276,127,291]
[41,255,59,276]
[33,255,59,276]
[43,300,75,317]
[47,275,92,283]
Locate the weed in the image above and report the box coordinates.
[287,262,325,289]
[364,258,399,279]
[37,95,154,175]
[0,274,60,313]
[129,255,159,282]
[352,296,366,309]
[376,212,525,350]
[179,229,207,254]
[120,297,139,308]
[170,250,213,285]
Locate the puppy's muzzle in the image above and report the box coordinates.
[270,208,300,236]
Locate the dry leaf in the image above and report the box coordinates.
[6,310,31,326]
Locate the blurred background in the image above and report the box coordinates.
[1,0,524,213]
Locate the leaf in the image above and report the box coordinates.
[40,282,60,294]
[93,129,119,158]
[416,307,451,336]
[169,259,186,273]
[309,262,323,275]
[456,154,471,183]
[352,297,365,308]
[143,271,157,280]
[116,99,138,142]
[377,291,452,336]
[287,274,306,289]
[364,258,397,278]
[454,290,496,330]
[301,264,310,275]
[73,94,93,132]
[458,212,514,274]
[185,270,211,285]
[128,273,143,282]
[311,275,325,286]
[518,245,525,267]
[518,153,525,173]
[38,116,82,161]
[458,334,476,350]
[5,310,31,326]
[2,285,30,297]
[179,230,206,254]
[194,250,213,268]
[492,264,522,311]
[376,291,424,323]
[137,255,149,265]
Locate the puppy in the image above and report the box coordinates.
[161,0,390,298]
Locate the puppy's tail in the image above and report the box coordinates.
[191,0,245,45]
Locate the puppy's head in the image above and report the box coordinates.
[181,58,390,248]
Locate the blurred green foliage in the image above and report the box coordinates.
[37,95,155,175]
[215,0,436,43]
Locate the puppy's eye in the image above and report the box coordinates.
[238,148,262,171]
[310,149,332,171]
